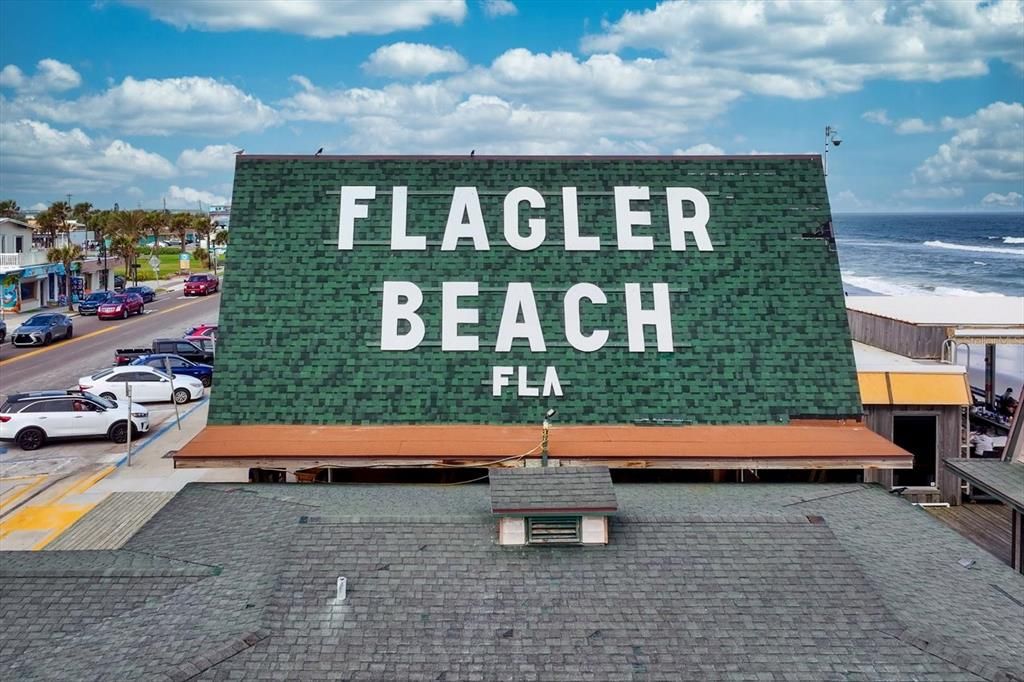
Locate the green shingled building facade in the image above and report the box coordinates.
[211,155,861,426]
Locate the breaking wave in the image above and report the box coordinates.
[924,240,1022,255]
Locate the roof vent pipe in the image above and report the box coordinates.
[336,576,347,602]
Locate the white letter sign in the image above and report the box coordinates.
[504,187,546,251]
[614,186,654,250]
[390,186,426,250]
[338,186,376,250]
[441,187,490,251]
[625,283,674,352]
[441,282,479,351]
[666,187,713,251]
[563,283,608,352]
[380,281,425,350]
[495,283,547,352]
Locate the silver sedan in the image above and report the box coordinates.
[11,313,74,346]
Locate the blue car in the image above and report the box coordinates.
[130,353,214,387]
[79,290,114,315]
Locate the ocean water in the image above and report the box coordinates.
[834,213,1024,297]
[833,212,1024,390]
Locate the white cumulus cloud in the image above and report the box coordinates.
[177,143,241,173]
[363,43,468,78]
[864,109,938,134]
[8,76,279,136]
[121,0,467,37]
[165,185,229,209]
[674,143,724,155]
[280,47,742,153]
[0,59,81,93]
[0,119,175,194]
[582,0,1024,98]
[914,101,1024,183]
[981,191,1023,208]
[895,186,965,199]
[482,0,518,17]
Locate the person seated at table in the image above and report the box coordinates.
[970,428,995,457]
[997,387,1017,417]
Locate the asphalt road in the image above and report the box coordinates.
[0,291,221,399]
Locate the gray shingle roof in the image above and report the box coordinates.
[490,466,618,514]
[945,459,1024,511]
[2,482,1022,681]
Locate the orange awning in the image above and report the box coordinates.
[858,372,970,406]
[174,421,911,469]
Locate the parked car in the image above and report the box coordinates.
[184,335,216,357]
[11,313,73,346]
[0,390,149,451]
[78,290,115,315]
[184,273,219,296]
[115,338,215,366]
[113,274,126,292]
[123,285,156,303]
[0,319,6,344]
[131,353,214,387]
[79,366,205,404]
[184,323,218,339]
[97,293,145,320]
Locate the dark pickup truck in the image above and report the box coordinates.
[115,338,215,366]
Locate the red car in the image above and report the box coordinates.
[184,274,219,296]
[184,323,218,339]
[97,293,145,319]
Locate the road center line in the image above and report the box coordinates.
[0,296,214,367]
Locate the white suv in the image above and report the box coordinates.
[0,390,150,451]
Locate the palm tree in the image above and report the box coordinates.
[213,230,228,247]
[0,199,21,218]
[50,201,72,238]
[72,202,94,248]
[193,214,215,269]
[171,213,192,254]
[146,210,168,254]
[46,243,83,311]
[110,210,148,284]
[34,208,61,248]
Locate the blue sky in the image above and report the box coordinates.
[1,0,1021,213]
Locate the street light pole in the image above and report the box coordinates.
[824,125,842,177]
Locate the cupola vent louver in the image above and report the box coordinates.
[489,466,617,546]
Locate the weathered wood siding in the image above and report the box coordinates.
[847,311,948,359]
[862,404,964,504]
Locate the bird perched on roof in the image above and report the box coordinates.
[470,149,475,157]
[233,149,245,155]
[889,486,908,496]
[315,147,323,156]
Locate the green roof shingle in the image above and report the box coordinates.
[212,156,860,425]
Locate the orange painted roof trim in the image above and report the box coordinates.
[175,422,909,461]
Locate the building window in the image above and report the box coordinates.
[15,236,23,252]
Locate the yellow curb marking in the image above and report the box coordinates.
[0,296,212,367]
[0,474,46,511]
[0,465,117,550]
